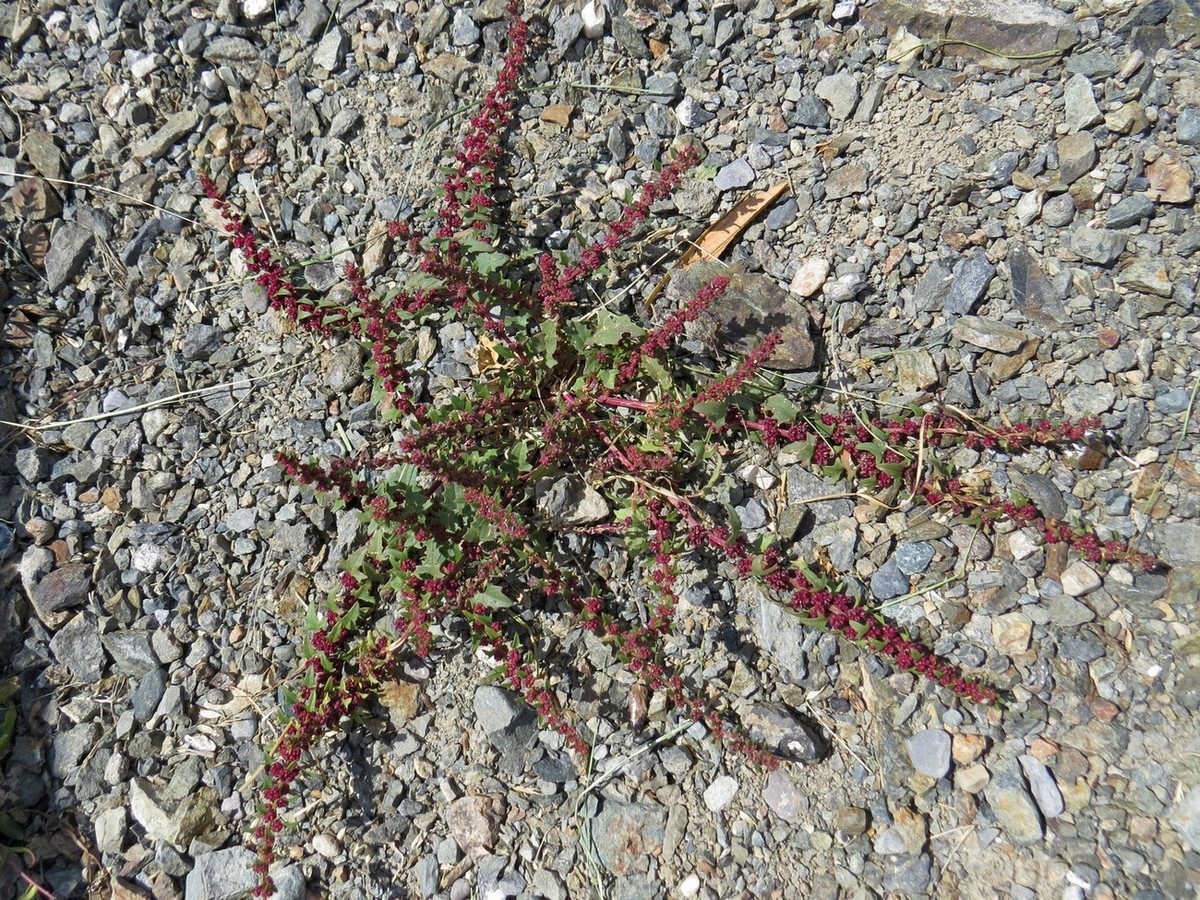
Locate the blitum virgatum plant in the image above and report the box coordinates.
[198,4,1155,893]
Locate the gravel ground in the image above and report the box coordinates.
[2,0,1200,898]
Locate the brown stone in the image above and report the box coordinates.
[953,316,1028,353]
[1091,699,1120,722]
[1146,152,1194,204]
[446,794,503,856]
[951,732,989,765]
[1028,736,1059,762]
[31,563,91,627]
[824,163,868,200]
[987,338,1039,382]
[540,103,574,126]
[8,177,61,221]
[1044,542,1069,581]
[232,91,268,129]
[378,679,422,725]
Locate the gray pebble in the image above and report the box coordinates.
[894,542,934,576]
[871,557,910,601]
[905,729,951,779]
[714,158,755,191]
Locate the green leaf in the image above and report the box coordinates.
[0,810,26,846]
[723,501,742,543]
[762,394,798,423]
[510,439,532,473]
[474,251,509,277]
[693,399,729,426]
[639,355,673,391]
[471,584,514,609]
[0,706,15,757]
[822,462,847,481]
[588,309,643,347]
[857,440,887,458]
[537,320,559,368]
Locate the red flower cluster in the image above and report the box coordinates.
[538,146,700,319]
[200,175,346,335]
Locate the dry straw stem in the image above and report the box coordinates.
[8,170,198,226]
[0,360,308,433]
[1136,369,1200,526]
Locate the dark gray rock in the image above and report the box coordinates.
[31,563,91,627]
[984,758,1044,844]
[202,36,260,65]
[552,12,583,51]
[714,158,755,191]
[1070,227,1127,265]
[763,768,807,821]
[473,686,537,756]
[946,252,996,316]
[533,752,575,783]
[1063,74,1103,132]
[787,466,853,525]
[51,722,99,779]
[186,846,303,900]
[269,522,318,555]
[1105,195,1156,228]
[1008,245,1065,325]
[793,95,830,128]
[1171,784,1200,852]
[871,557,910,601]
[415,854,439,898]
[882,852,933,894]
[284,73,320,136]
[1019,755,1064,818]
[451,8,479,46]
[1178,106,1200,145]
[863,0,1077,62]
[1157,523,1200,566]
[45,224,95,292]
[612,16,650,57]
[312,26,348,70]
[297,0,329,41]
[132,667,168,722]
[1056,132,1096,184]
[912,260,954,312]
[102,630,158,676]
[180,324,222,361]
[1041,193,1076,227]
[120,217,162,266]
[50,613,105,683]
[673,262,815,371]
[815,72,859,120]
[1008,470,1067,519]
[750,586,808,682]
[16,446,54,482]
[535,475,609,527]
[739,702,823,762]
[766,198,799,230]
[895,542,934,576]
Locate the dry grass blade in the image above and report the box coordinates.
[0,360,307,433]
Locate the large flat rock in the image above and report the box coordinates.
[864,0,1078,64]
